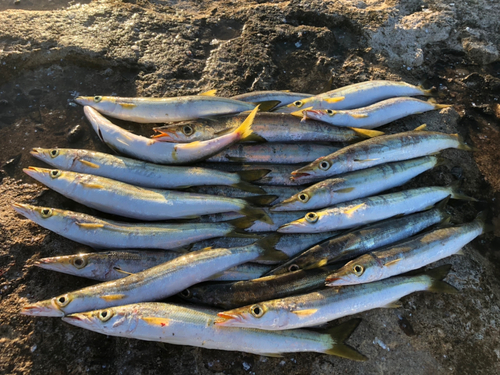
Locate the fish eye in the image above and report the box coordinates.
[326,110,335,116]
[72,256,87,269]
[319,160,331,171]
[288,264,300,272]
[40,208,53,218]
[50,170,62,179]
[305,212,319,223]
[250,304,264,318]
[298,193,309,203]
[50,149,60,158]
[55,294,71,307]
[98,309,114,322]
[353,264,365,276]
[93,96,102,103]
[179,289,192,298]
[293,100,303,108]
[182,125,193,136]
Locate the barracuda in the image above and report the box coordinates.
[326,213,489,286]
[291,126,472,182]
[277,186,473,234]
[36,251,273,282]
[268,204,449,275]
[83,105,260,165]
[295,97,450,129]
[20,237,287,317]
[179,264,338,310]
[23,167,275,222]
[12,203,259,250]
[152,113,382,143]
[216,265,456,330]
[74,95,278,123]
[273,156,442,211]
[206,143,340,164]
[275,80,434,114]
[30,148,269,194]
[62,303,366,360]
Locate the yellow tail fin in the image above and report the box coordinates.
[233,105,258,140]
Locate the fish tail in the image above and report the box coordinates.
[350,127,384,139]
[434,103,452,110]
[474,211,494,233]
[254,234,287,261]
[242,195,278,207]
[453,133,475,151]
[237,169,270,182]
[434,154,446,167]
[449,182,477,202]
[425,265,458,294]
[239,206,274,225]
[323,318,367,361]
[435,196,452,226]
[233,106,259,140]
[419,85,437,96]
[226,216,258,230]
[232,181,267,194]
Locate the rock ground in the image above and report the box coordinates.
[1,0,500,374]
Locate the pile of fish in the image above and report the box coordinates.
[14,80,488,361]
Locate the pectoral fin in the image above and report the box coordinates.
[80,182,104,189]
[349,113,368,119]
[344,203,366,216]
[101,294,127,301]
[292,309,318,317]
[76,223,104,229]
[78,160,100,168]
[414,124,427,131]
[113,267,134,276]
[385,258,402,267]
[199,89,217,96]
[143,317,170,327]
[324,96,345,103]
[334,187,355,194]
[353,158,379,162]
[119,102,137,109]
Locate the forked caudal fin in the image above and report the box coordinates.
[322,318,367,361]
[254,234,287,261]
[425,264,458,294]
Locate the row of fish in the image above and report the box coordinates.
[15,79,486,361]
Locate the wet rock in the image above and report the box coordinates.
[462,38,500,65]
[67,124,85,143]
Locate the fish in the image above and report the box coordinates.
[295,97,451,129]
[231,90,313,107]
[152,113,382,143]
[291,126,472,182]
[325,212,489,286]
[268,203,450,275]
[83,105,261,165]
[62,303,366,360]
[35,250,273,282]
[30,148,269,194]
[215,265,456,330]
[272,156,443,211]
[12,203,259,250]
[275,80,434,114]
[23,167,275,222]
[74,95,278,123]
[20,236,287,317]
[277,185,474,234]
[179,264,338,310]
[206,143,340,164]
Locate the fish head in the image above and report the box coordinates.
[12,202,63,223]
[271,185,328,212]
[23,166,70,188]
[215,302,284,329]
[63,307,128,334]
[74,96,118,113]
[325,254,380,286]
[302,109,337,122]
[35,252,98,278]
[277,211,329,234]
[290,156,334,182]
[30,148,73,170]
[20,294,75,317]
[153,120,216,143]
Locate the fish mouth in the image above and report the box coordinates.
[20,303,64,317]
[11,202,31,216]
[74,96,91,106]
[277,223,294,233]
[30,148,41,156]
[23,166,44,178]
[215,312,241,325]
[325,276,340,286]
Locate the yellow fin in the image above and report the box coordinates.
[324,96,345,103]
[80,182,104,189]
[434,103,452,110]
[334,187,355,194]
[349,113,368,119]
[351,128,384,138]
[113,267,134,276]
[101,294,126,301]
[119,102,137,109]
[199,89,217,96]
[414,124,427,131]
[78,159,100,169]
[233,105,258,139]
[143,317,170,327]
[292,309,318,317]
[305,258,328,269]
[116,138,130,146]
[76,223,104,229]
[385,258,402,267]
[344,203,366,217]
